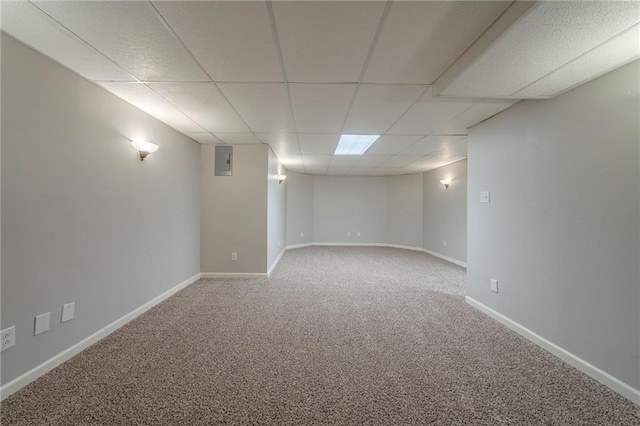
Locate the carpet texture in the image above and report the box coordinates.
[2,246,638,425]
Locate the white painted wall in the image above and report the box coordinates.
[467,60,639,391]
[1,35,201,386]
[387,174,424,248]
[313,176,388,244]
[423,160,467,262]
[201,144,268,274]
[286,171,314,246]
[267,150,287,272]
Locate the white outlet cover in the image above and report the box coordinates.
[443,240,447,247]
[480,191,491,203]
[347,232,351,237]
[357,232,361,237]
[34,312,50,335]
[300,232,304,238]
[231,252,237,261]
[491,279,499,293]
[61,302,75,323]
[1,326,16,352]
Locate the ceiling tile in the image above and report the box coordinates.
[273,1,385,82]
[305,166,329,175]
[440,1,640,98]
[434,99,518,135]
[326,167,352,176]
[407,156,466,172]
[343,85,426,134]
[364,1,510,84]
[147,82,250,133]
[354,156,392,168]
[432,138,468,157]
[330,156,360,167]
[213,133,262,145]
[257,134,301,156]
[184,132,221,144]
[0,1,135,82]
[363,135,423,156]
[399,135,466,156]
[367,168,398,176]
[217,83,295,134]
[388,87,475,135]
[380,156,422,168]
[286,165,307,173]
[298,134,339,155]
[33,1,208,81]
[98,82,204,132]
[152,1,282,82]
[289,84,356,133]
[302,155,332,167]
[349,167,373,175]
[277,154,305,169]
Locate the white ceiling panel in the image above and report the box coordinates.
[302,155,332,167]
[147,82,250,133]
[343,85,426,134]
[217,83,295,134]
[399,135,466,156]
[257,134,301,156]
[213,133,262,145]
[408,156,466,173]
[184,132,221,144]
[514,24,640,98]
[330,156,360,167]
[298,134,339,155]
[289,84,356,133]
[98,82,203,132]
[0,1,135,82]
[349,167,373,175]
[367,168,398,176]
[440,1,640,98]
[305,166,328,175]
[363,1,511,84]
[33,1,208,82]
[380,156,422,168]
[433,139,468,157]
[276,154,304,168]
[363,135,423,156]
[434,99,518,135]
[326,167,352,176]
[273,1,385,82]
[354,156,392,168]
[287,165,307,173]
[151,1,282,82]
[389,87,475,135]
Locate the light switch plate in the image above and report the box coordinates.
[61,302,75,323]
[490,279,499,293]
[480,191,491,203]
[34,312,50,335]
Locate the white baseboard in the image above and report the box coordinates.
[267,248,286,277]
[385,243,424,252]
[0,272,202,401]
[200,272,267,279]
[312,242,384,247]
[465,296,640,405]
[285,243,313,250]
[422,248,467,268]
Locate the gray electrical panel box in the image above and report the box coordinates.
[215,145,233,176]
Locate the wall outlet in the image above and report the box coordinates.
[34,312,50,335]
[480,191,491,203]
[231,252,237,261]
[443,240,447,247]
[490,279,499,293]
[300,232,304,238]
[1,327,16,352]
[357,232,361,237]
[61,302,75,323]
[347,232,351,237]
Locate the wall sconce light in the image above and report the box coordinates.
[277,174,287,184]
[130,139,159,161]
[440,179,452,189]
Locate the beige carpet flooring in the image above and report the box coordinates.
[2,246,639,424]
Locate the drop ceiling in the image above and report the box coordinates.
[1,1,638,176]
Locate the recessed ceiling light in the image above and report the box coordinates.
[334,134,380,155]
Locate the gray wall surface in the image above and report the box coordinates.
[467,60,639,390]
[266,149,287,271]
[1,35,201,386]
[285,171,314,246]
[201,144,268,274]
[387,174,424,248]
[423,160,467,262]
[313,176,388,244]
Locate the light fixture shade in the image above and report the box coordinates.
[334,134,380,155]
[440,179,452,188]
[130,139,159,154]
[277,174,287,184]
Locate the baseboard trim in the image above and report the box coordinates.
[285,243,313,250]
[267,248,286,277]
[200,272,267,279]
[385,243,424,252]
[0,272,202,401]
[465,296,640,405]
[422,248,467,268]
